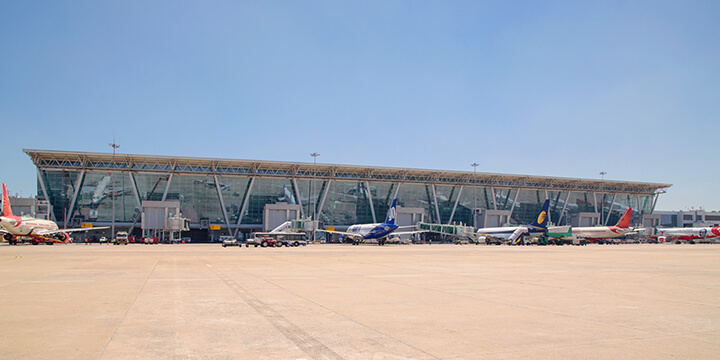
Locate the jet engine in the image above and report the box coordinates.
[54,232,71,243]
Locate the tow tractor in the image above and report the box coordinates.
[246,235,279,247]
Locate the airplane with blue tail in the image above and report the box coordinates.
[322,199,422,245]
[476,199,551,245]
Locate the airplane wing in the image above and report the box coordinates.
[392,230,429,236]
[475,232,510,240]
[316,229,363,238]
[627,227,645,234]
[41,227,110,235]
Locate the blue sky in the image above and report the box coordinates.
[1,1,718,210]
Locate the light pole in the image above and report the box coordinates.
[109,140,120,238]
[471,163,479,229]
[310,152,320,242]
[599,171,606,226]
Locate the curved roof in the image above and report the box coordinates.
[24,149,671,195]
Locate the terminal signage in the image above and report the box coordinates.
[209,224,222,230]
[80,223,94,228]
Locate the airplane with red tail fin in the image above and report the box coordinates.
[1,183,108,245]
[563,207,634,242]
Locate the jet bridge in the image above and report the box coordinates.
[416,222,475,241]
[141,200,190,242]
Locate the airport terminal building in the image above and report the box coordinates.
[24,149,671,241]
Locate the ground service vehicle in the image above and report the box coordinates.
[246,236,278,247]
[276,239,308,247]
[221,237,241,247]
[114,231,128,245]
[143,237,159,244]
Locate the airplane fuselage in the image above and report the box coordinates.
[1,183,106,245]
[657,226,720,241]
[570,226,633,240]
[0,215,59,237]
[347,223,398,240]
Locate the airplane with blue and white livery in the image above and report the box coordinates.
[322,199,422,245]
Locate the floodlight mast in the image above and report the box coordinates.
[471,163,479,229]
[109,140,120,238]
[311,153,320,242]
[599,171,607,226]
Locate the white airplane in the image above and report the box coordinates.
[476,199,550,244]
[321,199,423,245]
[0,183,108,245]
[279,185,296,204]
[654,226,720,243]
[562,207,634,242]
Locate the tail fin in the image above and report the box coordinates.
[530,199,550,229]
[2,183,14,217]
[384,198,397,225]
[615,208,632,228]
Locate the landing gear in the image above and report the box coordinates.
[4,234,17,245]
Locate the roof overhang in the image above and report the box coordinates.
[24,149,672,195]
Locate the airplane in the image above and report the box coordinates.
[320,199,423,245]
[560,207,634,242]
[193,179,230,192]
[654,226,720,244]
[476,199,550,245]
[0,183,108,245]
[279,185,296,204]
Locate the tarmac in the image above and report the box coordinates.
[1,242,719,360]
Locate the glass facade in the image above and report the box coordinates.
[37,168,660,230]
[28,150,666,240]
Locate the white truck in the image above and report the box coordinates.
[220,235,240,247]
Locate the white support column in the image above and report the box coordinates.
[651,193,660,214]
[636,195,643,215]
[508,188,521,220]
[126,172,144,235]
[447,185,463,225]
[292,178,304,218]
[214,174,232,235]
[65,170,85,225]
[317,180,332,220]
[233,177,255,238]
[366,181,377,223]
[36,168,56,222]
[393,183,401,200]
[546,191,553,225]
[557,191,571,225]
[491,188,497,210]
[431,184,441,224]
[605,193,617,225]
[161,173,173,201]
[593,193,598,214]
[128,172,142,211]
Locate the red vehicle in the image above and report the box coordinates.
[143,237,159,244]
[246,236,278,247]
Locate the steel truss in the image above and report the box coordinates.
[25,149,671,196]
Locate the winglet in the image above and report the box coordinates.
[530,199,550,229]
[2,183,14,218]
[384,198,397,225]
[616,208,632,228]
